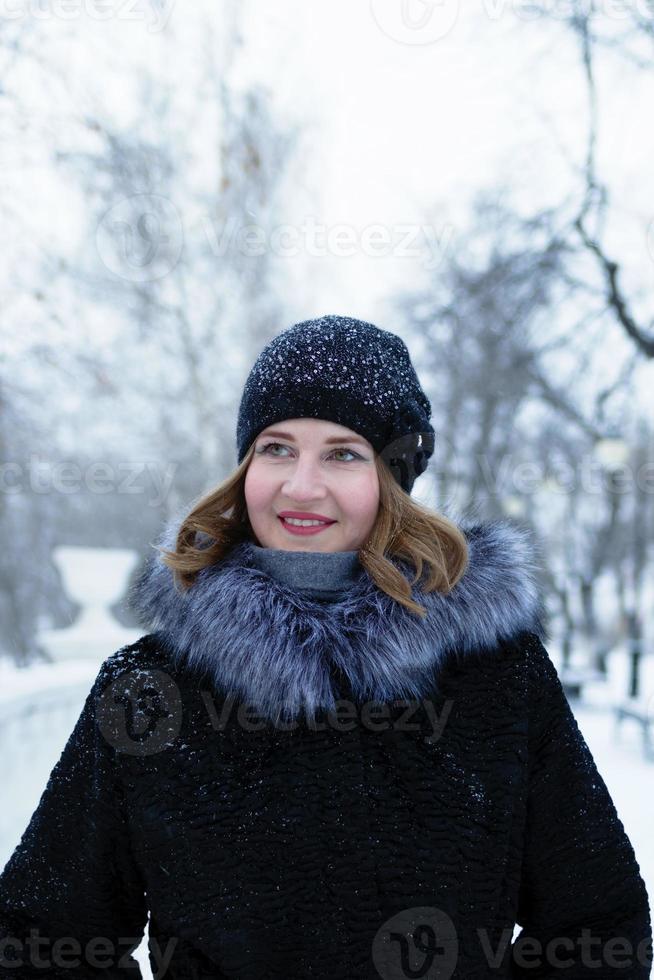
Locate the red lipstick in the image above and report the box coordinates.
[278,511,336,522]
[277,511,337,536]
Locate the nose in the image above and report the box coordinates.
[281,455,328,501]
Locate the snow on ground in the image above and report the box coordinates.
[0,657,99,705]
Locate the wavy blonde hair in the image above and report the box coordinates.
[158,443,469,617]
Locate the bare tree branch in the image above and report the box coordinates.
[573,214,654,356]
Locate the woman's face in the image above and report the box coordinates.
[244,418,380,552]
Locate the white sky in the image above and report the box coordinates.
[5,0,654,409]
[221,1,654,328]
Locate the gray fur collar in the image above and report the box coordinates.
[127,517,547,722]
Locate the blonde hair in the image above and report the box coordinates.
[158,443,469,617]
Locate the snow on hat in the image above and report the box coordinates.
[236,313,435,494]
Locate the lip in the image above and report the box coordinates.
[278,511,336,522]
[277,513,337,536]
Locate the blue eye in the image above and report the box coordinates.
[256,442,362,461]
[257,442,288,457]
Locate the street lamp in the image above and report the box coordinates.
[502,495,526,518]
[594,438,629,471]
[593,437,638,693]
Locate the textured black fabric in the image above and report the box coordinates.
[235,313,436,494]
[1,630,651,978]
[0,654,148,978]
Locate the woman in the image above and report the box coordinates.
[1,313,651,979]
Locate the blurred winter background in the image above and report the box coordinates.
[2,0,654,974]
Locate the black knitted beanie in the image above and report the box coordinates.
[236,313,435,494]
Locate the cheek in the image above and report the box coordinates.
[337,470,379,519]
[244,463,275,512]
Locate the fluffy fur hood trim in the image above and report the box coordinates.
[127,517,547,722]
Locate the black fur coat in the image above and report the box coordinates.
[0,519,651,978]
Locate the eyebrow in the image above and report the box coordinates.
[257,429,370,447]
